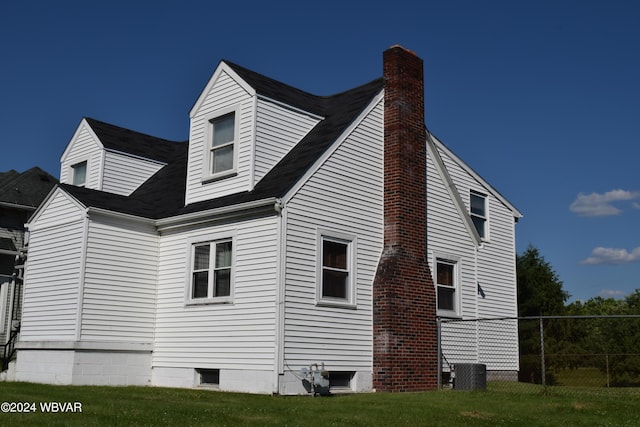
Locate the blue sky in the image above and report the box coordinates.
[1,1,638,302]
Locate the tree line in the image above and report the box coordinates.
[517,245,640,386]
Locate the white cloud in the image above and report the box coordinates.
[599,289,627,298]
[570,189,640,217]
[633,202,640,210]
[581,246,640,265]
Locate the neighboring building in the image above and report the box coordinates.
[0,167,57,371]
[10,46,522,393]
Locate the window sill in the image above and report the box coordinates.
[186,298,233,306]
[437,311,462,319]
[202,170,237,184]
[316,300,357,310]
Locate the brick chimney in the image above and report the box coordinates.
[372,45,438,392]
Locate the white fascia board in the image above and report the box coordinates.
[282,89,384,203]
[429,133,523,220]
[189,61,256,118]
[60,118,104,164]
[427,134,483,247]
[156,197,280,233]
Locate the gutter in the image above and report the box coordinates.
[156,197,281,232]
[81,198,281,233]
[0,201,37,211]
[86,207,156,226]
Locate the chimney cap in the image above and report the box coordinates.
[386,44,418,56]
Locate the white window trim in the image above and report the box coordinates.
[185,231,236,305]
[470,190,489,241]
[69,158,89,187]
[434,254,461,318]
[202,105,240,183]
[316,229,357,308]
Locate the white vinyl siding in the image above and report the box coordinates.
[254,98,321,184]
[80,214,158,342]
[153,215,279,371]
[282,99,383,371]
[101,151,165,196]
[60,122,103,190]
[29,190,85,230]
[426,148,477,319]
[428,141,519,372]
[476,196,518,319]
[20,194,86,341]
[435,144,517,318]
[186,70,254,204]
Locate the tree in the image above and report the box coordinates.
[516,245,570,384]
[567,291,640,386]
[517,245,569,316]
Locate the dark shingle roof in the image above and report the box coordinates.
[85,117,186,164]
[0,167,58,208]
[224,61,327,116]
[61,63,384,220]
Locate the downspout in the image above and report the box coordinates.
[74,208,90,341]
[273,198,286,394]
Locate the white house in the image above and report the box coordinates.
[10,46,522,394]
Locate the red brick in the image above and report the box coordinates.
[372,46,438,392]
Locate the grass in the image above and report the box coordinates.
[0,381,639,426]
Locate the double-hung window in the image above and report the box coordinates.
[208,112,236,177]
[470,190,488,240]
[71,161,87,186]
[318,233,355,306]
[436,258,459,316]
[190,238,233,303]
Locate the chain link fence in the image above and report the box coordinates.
[438,316,640,394]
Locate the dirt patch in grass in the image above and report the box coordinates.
[460,410,494,420]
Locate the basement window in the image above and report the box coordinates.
[329,371,354,390]
[198,369,220,386]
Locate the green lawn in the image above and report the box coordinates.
[0,381,639,426]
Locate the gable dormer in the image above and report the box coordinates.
[60,118,104,190]
[185,61,322,205]
[60,118,181,196]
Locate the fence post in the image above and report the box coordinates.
[539,317,546,387]
[436,317,441,389]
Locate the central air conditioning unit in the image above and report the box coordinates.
[453,363,487,390]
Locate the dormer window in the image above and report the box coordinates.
[71,161,87,187]
[208,112,236,178]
